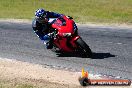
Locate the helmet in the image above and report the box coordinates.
[35,8,46,18]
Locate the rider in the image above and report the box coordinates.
[32,8,64,49]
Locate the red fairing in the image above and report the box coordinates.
[51,16,80,52]
[52,16,74,36]
[54,38,73,52]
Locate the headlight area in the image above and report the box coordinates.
[62,33,71,37]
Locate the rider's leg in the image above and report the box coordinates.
[43,34,53,49]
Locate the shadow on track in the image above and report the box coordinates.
[56,52,83,58]
[91,52,116,59]
[56,52,116,59]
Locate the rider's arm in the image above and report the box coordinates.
[32,18,45,40]
[46,11,64,18]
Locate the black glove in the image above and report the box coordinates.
[67,16,73,19]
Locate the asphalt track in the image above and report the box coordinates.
[0,21,132,80]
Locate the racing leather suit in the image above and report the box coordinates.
[32,11,63,49]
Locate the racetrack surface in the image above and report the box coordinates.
[0,20,132,80]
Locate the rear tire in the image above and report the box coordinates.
[76,38,92,57]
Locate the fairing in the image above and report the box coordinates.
[51,16,80,52]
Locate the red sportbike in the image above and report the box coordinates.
[50,16,92,57]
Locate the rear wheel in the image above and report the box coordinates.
[76,38,92,57]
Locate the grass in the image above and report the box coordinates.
[0,0,132,24]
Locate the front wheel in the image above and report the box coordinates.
[76,38,92,57]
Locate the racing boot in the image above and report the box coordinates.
[46,40,53,49]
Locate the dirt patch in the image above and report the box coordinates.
[0,58,82,88]
[0,58,131,88]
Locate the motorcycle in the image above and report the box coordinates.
[49,16,92,57]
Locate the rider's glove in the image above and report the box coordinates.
[47,32,55,39]
[66,16,73,19]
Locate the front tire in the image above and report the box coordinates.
[76,38,92,57]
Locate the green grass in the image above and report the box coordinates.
[0,0,132,24]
